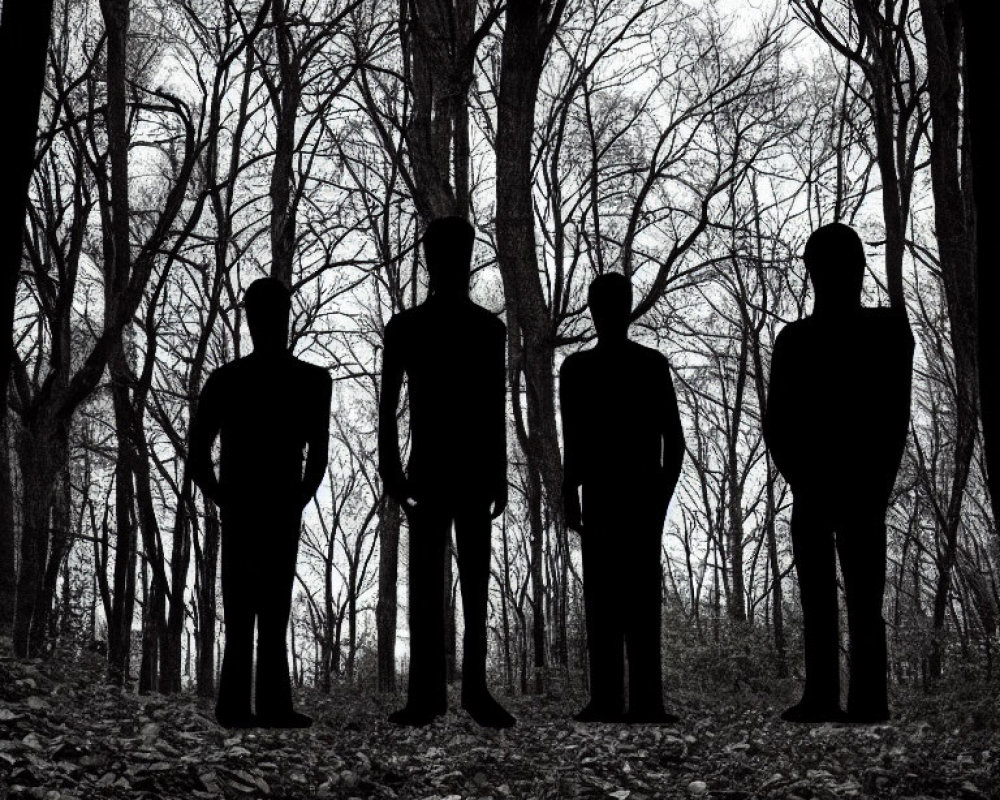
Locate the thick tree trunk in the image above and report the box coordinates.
[0,0,55,420]
[108,374,138,686]
[30,459,71,655]
[13,420,65,657]
[920,0,978,680]
[959,0,1000,528]
[0,416,17,637]
[495,0,567,694]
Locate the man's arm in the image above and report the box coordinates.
[378,317,410,506]
[490,320,509,519]
[559,358,583,533]
[762,329,796,483]
[189,372,224,506]
[300,369,333,507]
[659,357,685,507]
[881,312,915,475]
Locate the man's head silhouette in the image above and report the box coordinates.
[245,277,291,354]
[588,273,632,343]
[424,216,474,299]
[804,223,865,314]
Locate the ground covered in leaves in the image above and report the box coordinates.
[2,648,998,800]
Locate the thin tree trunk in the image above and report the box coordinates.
[196,501,220,698]
[376,496,400,692]
[268,0,300,287]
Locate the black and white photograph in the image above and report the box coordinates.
[0,0,997,797]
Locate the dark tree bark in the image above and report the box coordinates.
[195,503,220,698]
[919,0,978,679]
[267,0,301,287]
[100,0,138,688]
[959,0,1000,527]
[495,0,568,692]
[0,0,55,421]
[376,496,401,692]
[0,416,16,637]
[0,0,55,646]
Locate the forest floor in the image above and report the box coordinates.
[1,645,999,800]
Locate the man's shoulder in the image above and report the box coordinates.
[775,317,810,339]
[772,318,813,353]
[629,340,669,365]
[858,307,914,344]
[561,348,593,373]
[385,307,419,333]
[464,302,506,335]
[289,357,332,385]
[205,356,247,384]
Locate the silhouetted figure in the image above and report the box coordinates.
[190,278,332,729]
[764,223,913,724]
[378,216,514,729]
[560,273,685,724]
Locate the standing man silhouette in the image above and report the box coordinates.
[190,277,332,729]
[764,223,913,723]
[378,216,514,728]
[560,273,684,723]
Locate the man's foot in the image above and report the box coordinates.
[573,702,625,723]
[256,710,313,729]
[462,693,516,729]
[623,708,680,724]
[215,711,258,729]
[780,702,847,723]
[388,706,443,727]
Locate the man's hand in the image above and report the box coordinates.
[298,485,315,510]
[490,481,508,520]
[563,480,583,533]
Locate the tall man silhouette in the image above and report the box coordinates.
[560,273,685,723]
[190,277,332,729]
[378,216,514,728]
[764,223,913,723]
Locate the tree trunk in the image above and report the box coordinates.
[30,458,71,656]
[495,1,568,693]
[13,419,65,657]
[0,416,17,637]
[268,0,301,287]
[0,0,55,420]
[196,502,220,698]
[161,481,193,693]
[920,0,978,680]
[376,496,400,692]
[959,0,1000,528]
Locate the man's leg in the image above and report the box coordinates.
[255,507,309,727]
[577,492,625,721]
[390,502,449,725]
[837,503,889,721]
[784,495,843,721]
[624,504,674,723]
[454,504,514,728]
[216,517,257,727]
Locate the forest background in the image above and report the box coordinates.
[0,0,997,727]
